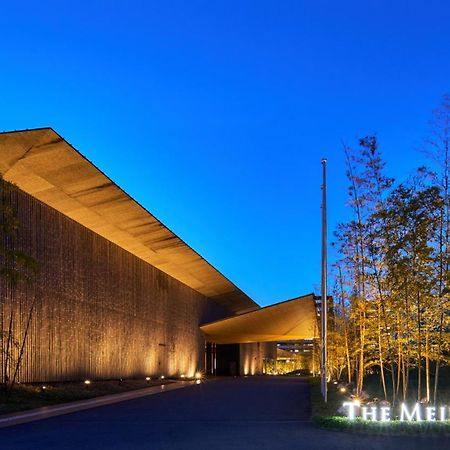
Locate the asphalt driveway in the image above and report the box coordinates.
[0,377,449,449]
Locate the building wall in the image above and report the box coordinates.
[239,342,277,376]
[1,188,230,383]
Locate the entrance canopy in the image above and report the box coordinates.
[200,293,318,344]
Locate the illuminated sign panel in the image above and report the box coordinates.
[343,402,449,422]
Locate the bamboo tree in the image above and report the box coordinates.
[0,177,39,396]
[384,179,441,401]
[337,263,352,383]
[331,97,450,404]
[343,146,368,395]
[336,138,395,398]
[422,94,450,403]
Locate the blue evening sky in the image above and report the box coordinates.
[1,1,449,306]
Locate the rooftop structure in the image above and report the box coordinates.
[0,128,257,314]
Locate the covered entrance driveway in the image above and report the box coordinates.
[201,293,318,376]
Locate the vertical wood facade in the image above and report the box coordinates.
[1,188,230,382]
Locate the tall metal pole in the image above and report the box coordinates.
[321,159,328,402]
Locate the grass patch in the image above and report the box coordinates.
[309,377,343,417]
[309,377,450,436]
[314,416,450,436]
[0,379,172,416]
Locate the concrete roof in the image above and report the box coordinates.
[0,128,258,314]
[200,294,318,343]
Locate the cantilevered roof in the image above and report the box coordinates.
[0,128,258,314]
[200,293,318,343]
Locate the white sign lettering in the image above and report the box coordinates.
[400,403,421,421]
[426,407,436,422]
[343,402,358,420]
[380,406,390,422]
[362,406,377,421]
[342,402,449,422]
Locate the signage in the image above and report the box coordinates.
[343,402,449,422]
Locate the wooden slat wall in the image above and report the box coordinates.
[1,188,230,383]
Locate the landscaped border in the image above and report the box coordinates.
[309,378,450,436]
[313,415,450,436]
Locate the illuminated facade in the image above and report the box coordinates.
[2,188,229,381]
[0,128,315,383]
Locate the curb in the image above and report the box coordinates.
[0,380,196,429]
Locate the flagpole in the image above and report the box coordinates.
[321,158,328,402]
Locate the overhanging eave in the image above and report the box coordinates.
[0,128,258,314]
[200,293,318,344]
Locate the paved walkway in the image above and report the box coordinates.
[0,381,192,429]
[0,377,449,449]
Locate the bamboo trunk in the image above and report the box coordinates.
[425,327,430,403]
[417,290,422,402]
[378,310,387,400]
[434,360,440,405]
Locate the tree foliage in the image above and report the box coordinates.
[329,94,450,405]
[0,176,39,396]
